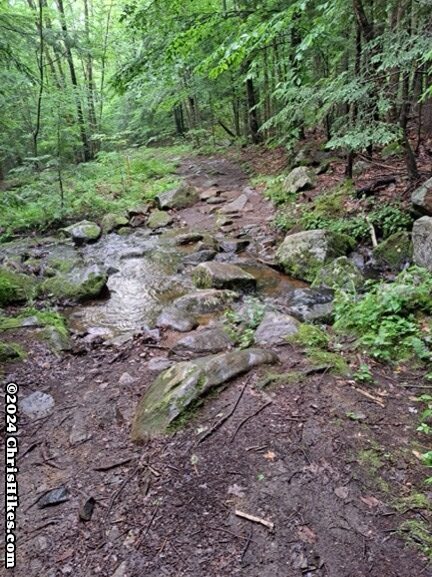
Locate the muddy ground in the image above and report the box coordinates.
[1,154,432,577]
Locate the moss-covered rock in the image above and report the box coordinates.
[276,230,355,282]
[0,267,38,306]
[147,209,173,229]
[312,256,364,290]
[192,262,256,292]
[131,348,278,440]
[101,213,129,234]
[373,231,413,272]
[41,325,72,353]
[283,166,315,194]
[64,220,101,244]
[40,267,108,302]
[0,342,25,362]
[156,184,198,210]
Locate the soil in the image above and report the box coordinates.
[1,153,431,577]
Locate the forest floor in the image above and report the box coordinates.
[2,151,432,577]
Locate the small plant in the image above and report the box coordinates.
[334,267,432,362]
[290,323,329,349]
[223,297,266,349]
[353,363,374,384]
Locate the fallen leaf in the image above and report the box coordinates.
[360,495,380,508]
[334,486,349,500]
[297,525,317,544]
[263,450,276,461]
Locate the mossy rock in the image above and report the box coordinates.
[192,262,256,292]
[131,348,278,440]
[276,230,355,282]
[40,267,108,302]
[373,231,413,272]
[156,184,198,210]
[147,209,173,229]
[64,220,101,244]
[0,267,38,306]
[101,213,129,234]
[41,325,72,353]
[0,342,25,362]
[312,256,364,291]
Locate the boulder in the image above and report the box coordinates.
[0,267,38,306]
[411,178,432,215]
[219,239,250,253]
[312,256,364,290]
[41,326,72,353]
[173,327,233,355]
[276,229,355,282]
[192,262,256,292]
[284,287,334,322]
[131,348,278,440]
[219,194,248,214]
[21,391,55,420]
[182,250,217,266]
[254,311,300,345]
[156,185,198,210]
[147,210,173,229]
[40,265,108,302]
[372,231,413,272]
[157,289,238,332]
[64,221,101,244]
[283,167,315,194]
[412,216,432,271]
[101,213,129,234]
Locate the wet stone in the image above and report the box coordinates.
[38,486,70,509]
[21,391,55,420]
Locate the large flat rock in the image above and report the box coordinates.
[192,262,256,292]
[131,348,278,440]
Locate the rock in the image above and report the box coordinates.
[147,357,174,372]
[101,213,129,234]
[312,256,364,290]
[372,231,413,272]
[69,414,91,445]
[352,160,371,177]
[285,288,334,322]
[79,497,96,522]
[64,221,101,245]
[119,372,136,386]
[219,194,248,213]
[156,184,198,210]
[40,265,108,302]
[21,391,55,419]
[38,486,70,509]
[157,289,237,332]
[131,348,278,439]
[173,232,204,245]
[219,239,250,253]
[254,311,300,345]
[412,216,432,271]
[182,250,217,266]
[41,326,72,353]
[111,562,127,577]
[276,229,355,282]
[147,210,173,229]
[411,178,432,215]
[192,262,256,292]
[127,203,153,218]
[173,327,233,355]
[0,342,23,362]
[0,267,37,306]
[283,167,315,194]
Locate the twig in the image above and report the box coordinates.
[105,465,141,520]
[230,401,272,442]
[235,510,274,531]
[93,457,134,471]
[240,527,253,566]
[352,386,385,407]
[198,381,248,444]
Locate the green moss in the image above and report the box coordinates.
[256,370,305,389]
[40,271,107,301]
[358,449,383,472]
[192,267,212,289]
[0,307,68,334]
[373,231,413,271]
[394,493,432,512]
[289,324,330,349]
[0,342,25,362]
[312,256,364,291]
[0,267,37,306]
[399,519,432,559]
[307,350,349,374]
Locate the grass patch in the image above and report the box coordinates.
[0,145,190,241]
[399,519,432,559]
[0,307,68,336]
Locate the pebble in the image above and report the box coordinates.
[21,391,55,420]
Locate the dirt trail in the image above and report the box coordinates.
[2,155,431,577]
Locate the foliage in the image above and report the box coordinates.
[334,267,432,362]
[223,297,266,349]
[0,147,186,239]
[353,364,374,385]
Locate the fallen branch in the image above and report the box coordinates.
[352,386,385,407]
[356,177,396,198]
[198,381,248,444]
[366,217,378,248]
[235,510,274,531]
[230,401,272,442]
